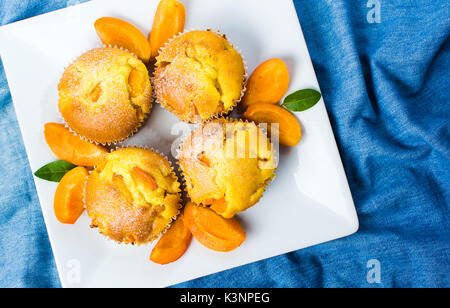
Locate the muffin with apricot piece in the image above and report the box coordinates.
[153,30,246,123]
[178,119,276,219]
[59,47,152,144]
[85,147,181,244]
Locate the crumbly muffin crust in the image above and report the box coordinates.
[154,30,245,123]
[59,47,152,144]
[178,119,276,218]
[85,147,181,244]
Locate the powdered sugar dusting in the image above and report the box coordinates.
[153,30,247,123]
[58,47,152,145]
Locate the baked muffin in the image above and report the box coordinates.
[178,119,276,218]
[153,30,246,123]
[85,147,181,244]
[59,47,152,144]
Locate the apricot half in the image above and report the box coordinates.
[242,58,290,107]
[54,167,88,224]
[243,103,302,147]
[150,215,192,265]
[44,123,108,167]
[149,0,186,59]
[95,17,151,63]
[183,202,246,252]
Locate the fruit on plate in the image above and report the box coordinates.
[149,0,186,59]
[44,123,108,167]
[242,58,290,108]
[54,167,89,224]
[94,17,151,63]
[244,103,302,147]
[150,214,192,264]
[183,202,246,252]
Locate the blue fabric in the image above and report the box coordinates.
[0,0,449,288]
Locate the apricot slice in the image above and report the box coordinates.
[128,68,145,98]
[131,166,158,191]
[242,58,290,107]
[150,215,192,265]
[112,174,134,204]
[94,17,151,63]
[44,123,108,167]
[183,202,246,252]
[243,103,302,147]
[54,167,88,224]
[205,197,228,216]
[149,0,186,59]
[90,84,102,102]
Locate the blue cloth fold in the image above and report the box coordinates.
[0,0,449,288]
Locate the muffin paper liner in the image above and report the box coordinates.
[58,45,153,146]
[81,169,89,210]
[177,118,277,212]
[83,145,183,246]
[152,29,248,124]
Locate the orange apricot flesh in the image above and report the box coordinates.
[183,202,246,252]
[150,215,192,265]
[243,103,302,147]
[54,167,88,224]
[242,58,290,108]
[149,0,186,59]
[94,17,151,63]
[44,123,108,167]
[204,197,228,216]
[128,68,145,98]
[130,166,159,191]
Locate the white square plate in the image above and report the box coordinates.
[0,0,359,288]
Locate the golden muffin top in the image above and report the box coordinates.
[59,47,152,144]
[154,30,245,123]
[85,147,181,244]
[178,119,276,218]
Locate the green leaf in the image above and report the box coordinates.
[283,89,322,112]
[34,161,77,182]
